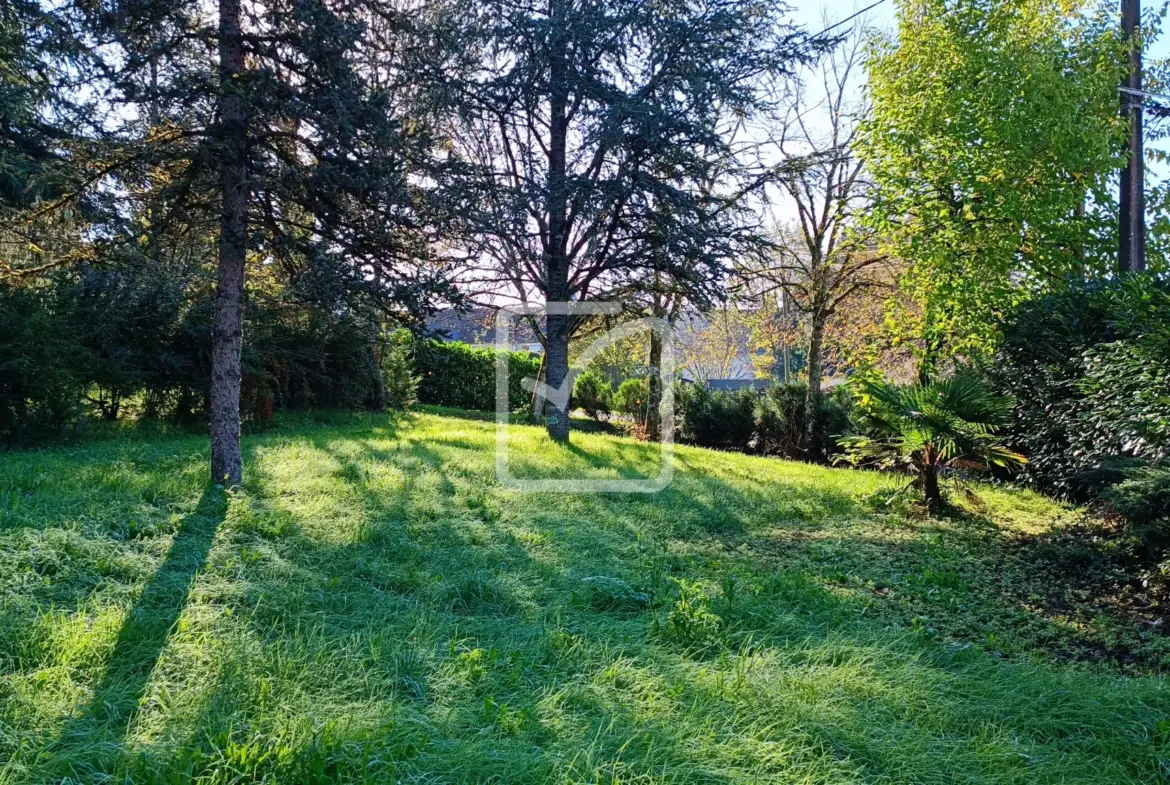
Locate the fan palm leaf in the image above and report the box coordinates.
[840,373,1025,511]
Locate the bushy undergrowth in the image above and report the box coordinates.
[613,376,650,423]
[571,369,613,421]
[674,381,850,461]
[754,383,853,460]
[990,277,1170,604]
[0,263,393,444]
[674,383,757,450]
[990,275,1170,495]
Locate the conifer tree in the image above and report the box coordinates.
[3,0,458,482]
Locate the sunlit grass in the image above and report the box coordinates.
[0,409,1167,783]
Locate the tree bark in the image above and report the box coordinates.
[543,0,571,443]
[646,328,663,440]
[210,0,247,485]
[922,466,942,514]
[803,309,826,460]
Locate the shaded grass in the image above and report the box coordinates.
[0,409,1168,783]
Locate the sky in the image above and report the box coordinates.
[791,0,897,36]
[776,0,1170,206]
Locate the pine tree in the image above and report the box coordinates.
[4,0,458,482]
[442,0,820,442]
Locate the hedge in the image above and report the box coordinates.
[988,275,1170,496]
[414,339,542,413]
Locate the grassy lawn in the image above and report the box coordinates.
[1,409,1168,783]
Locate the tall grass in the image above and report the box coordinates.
[0,410,1166,783]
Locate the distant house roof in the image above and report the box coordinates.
[426,308,542,350]
[705,378,773,392]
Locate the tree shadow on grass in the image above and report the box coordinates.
[40,419,1165,783]
[46,485,226,774]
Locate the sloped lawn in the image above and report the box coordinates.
[1,409,1167,783]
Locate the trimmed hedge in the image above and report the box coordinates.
[414,339,541,413]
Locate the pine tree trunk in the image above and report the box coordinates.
[646,328,663,440]
[544,0,570,444]
[545,314,570,440]
[210,0,247,485]
[803,310,826,460]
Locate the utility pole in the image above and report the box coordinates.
[1119,0,1146,273]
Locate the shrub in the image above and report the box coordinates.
[573,369,612,420]
[989,276,1170,495]
[414,339,540,413]
[2,259,404,444]
[0,284,83,444]
[1092,463,1170,605]
[380,338,419,411]
[674,383,756,451]
[613,377,650,424]
[754,382,852,461]
[839,374,1025,512]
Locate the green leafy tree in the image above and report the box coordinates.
[858,0,1127,378]
[840,374,1025,512]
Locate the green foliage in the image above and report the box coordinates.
[670,382,852,460]
[413,339,540,413]
[859,0,1127,370]
[673,383,756,451]
[572,369,612,421]
[754,383,852,461]
[989,276,1170,494]
[1078,278,1170,461]
[658,580,723,648]
[840,374,1024,510]
[0,284,81,444]
[1099,464,1170,605]
[380,337,419,412]
[582,334,647,386]
[613,377,651,424]
[0,262,395,442]
[1104,465,1170,531]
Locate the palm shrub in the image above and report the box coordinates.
[839,375,1025,512]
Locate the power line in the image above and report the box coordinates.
[810,0,890,41]
[1120,85,1170,103]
